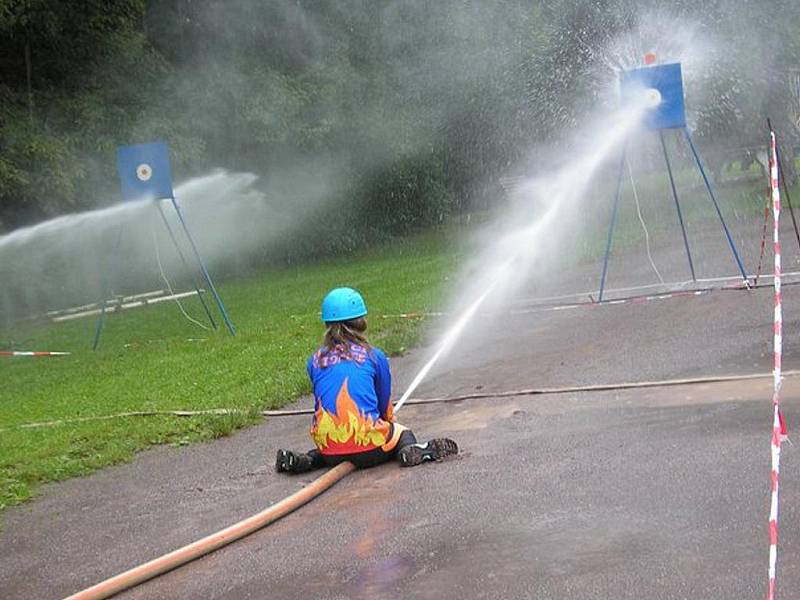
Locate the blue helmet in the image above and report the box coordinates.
[321,287,368,323]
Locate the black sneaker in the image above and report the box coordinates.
[398,438,459,467]
[276,449,316,473]
[275,449,296,473]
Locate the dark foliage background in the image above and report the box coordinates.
[1,0,798,259]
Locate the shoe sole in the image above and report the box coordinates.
[275,449,293,473]
[399,438,459,467]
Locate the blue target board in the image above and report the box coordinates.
[621,62,686,130]
[116,141,174,201]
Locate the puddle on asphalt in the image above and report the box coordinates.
[421,402,523,432]
[342,554,417,596]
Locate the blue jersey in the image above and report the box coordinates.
[307,343,395,455]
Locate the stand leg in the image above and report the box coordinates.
[598,146,627,302]
[155,202,217,330]
[775,139,800,253]
[660,130,696,281]
[754,185,771,287]
[683,127,749,284]
[91,303,107,351]
[169,197,236,336]
[92,225,124,350]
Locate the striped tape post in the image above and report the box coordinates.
[0,351,71,357]
[767,129,788,600]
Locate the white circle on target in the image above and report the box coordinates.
[644,88,662,108]
[136,163,153,182]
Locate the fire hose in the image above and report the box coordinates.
[64,463,355,599]
[64,369,794,599]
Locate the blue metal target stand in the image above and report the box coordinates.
[92,142,236,348]
[597,60,750,302]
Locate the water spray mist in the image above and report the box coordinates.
[395,100,650,407]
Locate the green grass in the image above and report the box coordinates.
[2,165,795,514]
[0,231,460,512]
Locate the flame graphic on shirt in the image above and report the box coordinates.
[311,379,390,454]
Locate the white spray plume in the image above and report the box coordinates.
[0,170,326,322]
[395,98,649,409]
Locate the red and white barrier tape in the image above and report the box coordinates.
[380,290,710,320]
[767,130,788,600]
[755,186,772,287]
[0,351,71,357]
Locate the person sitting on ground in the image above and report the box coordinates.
[276,287,458,473]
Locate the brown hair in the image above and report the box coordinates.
[322,316,370,353]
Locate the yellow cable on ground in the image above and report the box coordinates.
[264,370,800,416]
[10,370,797,432]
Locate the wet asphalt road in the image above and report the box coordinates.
[2,217,800,599]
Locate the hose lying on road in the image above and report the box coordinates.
[63,462,356,600]
[61,368,797,599]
